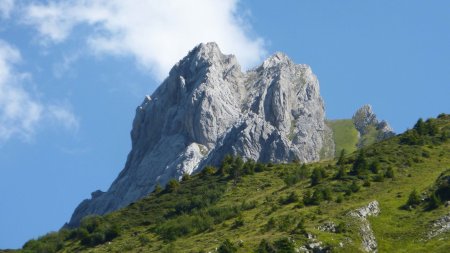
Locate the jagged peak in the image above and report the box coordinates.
[170,42,239,76]
[352,104,395,139]
[261,51,293,68]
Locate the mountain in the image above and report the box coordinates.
[19,114,450,252]
[68,42,335,226]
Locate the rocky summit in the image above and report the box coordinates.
[352,104,395,147]
[68,42,334,226]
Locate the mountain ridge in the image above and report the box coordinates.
[68,42,335,227]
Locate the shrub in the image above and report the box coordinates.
[265,217,276,231]
[181,173,191,181]
[351,150,368,175]
[153,183,163,194]
[255,162,267,172]
[385,167,395,179]
[219,154,234,175]
[311,167,326,186]
[369,161,380,174]
[232,215,245,229]
[291,219,306,234]
[335,165,346,180]
[335,222,346,233]
[256,239,276,253]
[335,194,344,203]
[201,166,216,177]
[406,189,421,208]
[350,180,360,193]
[304,188,329,205]
[373,173,385,182]
[273,237,295,253]
[218,239,237,253]
[157,214,213,241]
[242,159,256,175]
[336,149,346,166]
[138,234,151,245]
[165,179,180,193]
[284,164,309,186]
[428,193,441,210]
[279,192,299,205]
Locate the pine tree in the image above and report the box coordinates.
[165,179,180,193]
[153,183,162,194]
[414,118,425,135]
[311,167,323,186]
[230,156,244,185]
[337,149,346,166]
[335,165,345,179]
[406,189,421,207]
[428,192,441,209]
[351,150,368,176]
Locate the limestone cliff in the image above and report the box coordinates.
[68,42,334,226]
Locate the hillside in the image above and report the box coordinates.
[326,119,359,156]
[327,105,395,157]
[17,114,450,252]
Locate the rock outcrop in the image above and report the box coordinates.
[348,200,380,253]
[427,213,450,239]
[352,105,395,147]
[68,42,334,226]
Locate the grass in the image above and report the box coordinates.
[17,114,450,253]
[327,119,359,156]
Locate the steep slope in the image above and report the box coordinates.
[20,114,450,253]
[68,42,334,226]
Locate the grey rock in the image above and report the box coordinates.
[317,221,337,233]
[352,105,395,147]
[68,42,334,226]
[427,213,450,239]
[348,200,380,253]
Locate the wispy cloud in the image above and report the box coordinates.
[52,52,80,78]
[0,40,79,142]
[23,0,266,80]
[0,0,14,19]
[47,103,80,132]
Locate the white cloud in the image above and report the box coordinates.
[0,40,79,142]
[47,103,80,132]
[23,0,266,80]
[0,0,14,19]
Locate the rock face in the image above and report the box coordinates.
[68,42,334,226]
[348,200,381,253]
[352,104,395,147]
[427,213,450,239]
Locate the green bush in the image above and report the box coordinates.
[165,179,181,193]
[279,192,299,205]
[273,237,296,253]
[311,167,326,186]
[351,150,368,175]
[256,239,276,253]
[428,193,441,210]
[156,214,213,241]
[201,166,216,177]
[284,164,309,186]
[385,167,395,179]
[218,239,237,253]
[406,189,421,208]
[232,215,245,229]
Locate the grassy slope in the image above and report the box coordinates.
[327,119,359,156]
[20,115,450,253]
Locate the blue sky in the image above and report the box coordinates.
[1,0,449,249]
